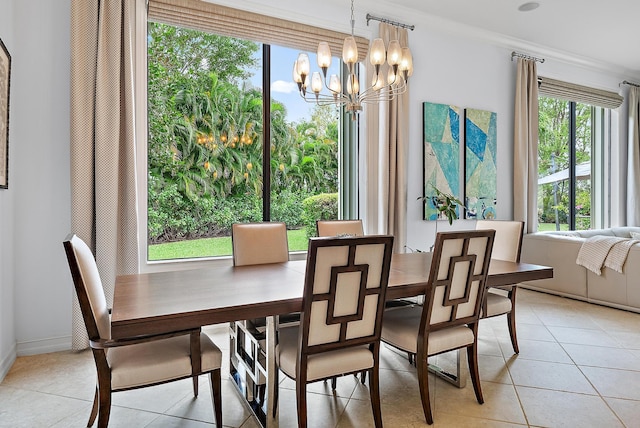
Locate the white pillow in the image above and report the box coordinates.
[630,231,640,240]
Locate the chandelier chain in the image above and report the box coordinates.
[350,0,355,37]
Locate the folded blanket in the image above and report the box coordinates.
[605,239,640,273]
[576,236,626,275]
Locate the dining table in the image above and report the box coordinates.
[111,252,552,427]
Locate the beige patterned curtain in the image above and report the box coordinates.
[364,23,409,253]
[628,87,640,226]
[70,0,139,349]
[513,59,539,234]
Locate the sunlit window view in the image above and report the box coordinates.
[146,23,341,260]
[538,97,598,231]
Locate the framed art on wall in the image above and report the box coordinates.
[0,37,10,189]
[464,108,497,219]
[422,102,460,220]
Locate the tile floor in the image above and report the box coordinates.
[2,288,640,427]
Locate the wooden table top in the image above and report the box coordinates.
[111,252,552,339]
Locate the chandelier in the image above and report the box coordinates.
[292,0,413,117]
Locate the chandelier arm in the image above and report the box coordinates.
[298,90,350,105]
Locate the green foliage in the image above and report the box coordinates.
[418,186,464,225]
[538,97,593,229]
[301,193,339,238]
[147,23,340,245]
[270,190,311,228]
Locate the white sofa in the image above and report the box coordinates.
[520,227,640,313]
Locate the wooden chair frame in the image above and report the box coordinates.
[383,230,494,425]
[281,235,394,428]
[64,234,222,428]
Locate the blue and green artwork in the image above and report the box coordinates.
[423,102,460,221]
[464,108,497,219]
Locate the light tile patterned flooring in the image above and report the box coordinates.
[2,288,640,427]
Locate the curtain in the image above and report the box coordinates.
[513,58,539,234]
[364,23,409,253]
[628,87,640,226]
[148,0,369,60]
[538,76,623,109]
[70,0,139,349]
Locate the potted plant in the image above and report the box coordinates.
[418,185,464,225]
[417,186,464,251]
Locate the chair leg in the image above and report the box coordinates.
[360,370,367,384]
[272,369,279,418]
[296,379,308,428]
[87,386,98,427]
[331,376,337,390]
[368,367,383,428]
[466,343,484,405]
[192,375,199,398]
[507,288,519,354]
[416,353,433,425]
[96,381,112,428]
[209,370,223,427]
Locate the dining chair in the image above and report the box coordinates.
[276,235,394,428]
[475,220,525,354]
[316,219,364,237]
[231,221,289,266]
[381,230,495,425]
[63,234,223,428]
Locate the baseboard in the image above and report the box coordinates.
[0,343,17,382]
[16,335,71,356]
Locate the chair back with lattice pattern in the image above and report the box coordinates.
[299,235,394,356]
[420,230,495,333]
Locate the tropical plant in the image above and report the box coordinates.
[418,186,464,225]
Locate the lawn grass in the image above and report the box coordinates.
[149,223,569,260]
[538,222,569,232]
[148,228,308,261]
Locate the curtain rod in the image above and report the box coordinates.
[511,51,545,64]
[621,80,640,88]
[366,13,415,31]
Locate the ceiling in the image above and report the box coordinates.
[369,0,640,77]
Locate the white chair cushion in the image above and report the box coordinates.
[276,326,374,382]
[483,290,512,317]
[381,306,475,355]
[108,332,222,390]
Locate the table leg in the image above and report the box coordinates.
[427,349,467,388]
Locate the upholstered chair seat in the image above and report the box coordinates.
[108,333,222,390]
[277,327,374,382]
[483,290,513,317]
[382,307,474,355]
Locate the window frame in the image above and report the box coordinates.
[537,95,610,232]
[134,0,358,272]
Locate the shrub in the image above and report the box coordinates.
[301,193,338,238]
[271,189,310,228]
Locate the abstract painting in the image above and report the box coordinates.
[423,102,460,221]
[464,108,497,219]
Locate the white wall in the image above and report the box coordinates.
[0,0,637,374]
[0,0,16,380]
[3,0,71,365]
